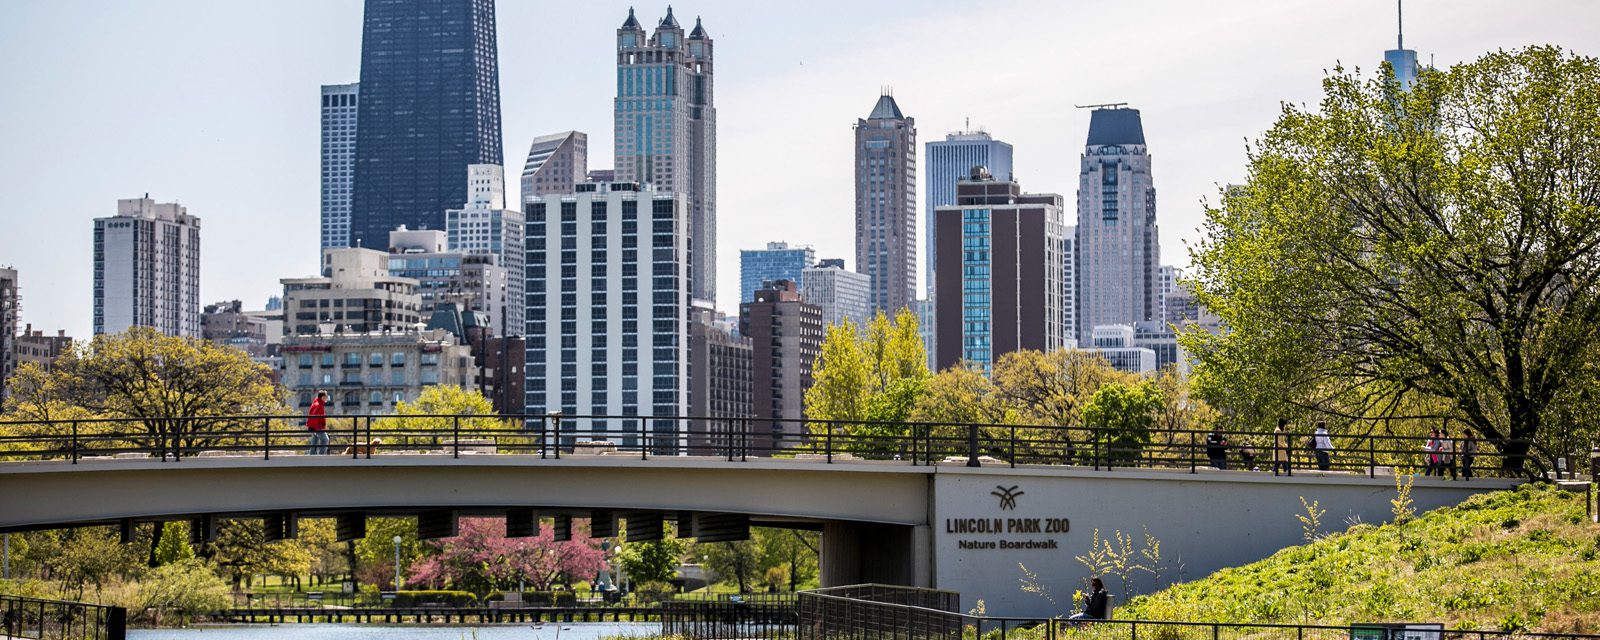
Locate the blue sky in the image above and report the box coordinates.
[1,0,1597,338]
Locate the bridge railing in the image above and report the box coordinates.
[0,413,1556,479]
[0,594,126,640]
[796,586,1600,640]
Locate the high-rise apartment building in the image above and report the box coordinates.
[688,302,753,454]
[1075,107,1160,344]
[615,7,717,302]
[202,300,272,358]
[521,131,588,198]
[740,280,823,449]
[1062,228,1077,349]
[281,247,422,337]
[925,130,1012,296]
[855,92,917,316]
[801,259,871,329]
[444,164,524,333]
[934,169,1068,373]
[351,0,502,250]
[739,242,815,304]
[0,267,16,397]
[388,227,513,337]
[93,197,202,337]
[1158,265,1181,327]
[524,181,690,451]
[320,83,359,250]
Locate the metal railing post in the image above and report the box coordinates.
[263,419,270,461]
[1189,431,1196,474]
[967,424,981,468]
[641,419,649,461]
[539,416,548,460]
[825,424,833,463]
[351,417,360,460]
[452,416,461,459]
[70,421,79,464]
[365,416,373,459]
[552,414,561,460]
[1369,435,1376,478]
[1009,425,1017,468]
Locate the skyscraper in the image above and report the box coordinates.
[615,7,717,302]
[520,131,588,198]
[0,267,16,399]
[1075,107,1160,344]
[320,83,359,251]
[524,181,691,451]
[855,92,917,316]
[93,197,202,337]
[350,0,502,250]
[934,168,1067,373]
[801,259,871,329]
[739,241,815,304]
[740,280,824,449]
[445,164,524,334]
[925,130,1012,296]
[1384,1,1420,92]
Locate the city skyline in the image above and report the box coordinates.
[2,1,1597,338]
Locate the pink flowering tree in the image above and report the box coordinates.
[406,518,606,596]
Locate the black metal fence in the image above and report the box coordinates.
[795,585,1600,640]
[0,594,126,640]
[662,594,798,640]
[0,412,1559,480]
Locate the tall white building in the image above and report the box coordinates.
[93,197,201,337]
[925,130,1012,297]
[1075,107,1160,344]
[320,83,359,250]
[801,259,871,330]
[524,181,690,452]
[1062,227,1077,349]
[445,164,524,334]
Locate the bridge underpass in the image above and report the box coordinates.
[0,454,1521,617]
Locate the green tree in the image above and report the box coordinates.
[756,528,819,592]
[1081,381,1164,463]
[699,539,760,593]
[1183,46,1600,471]
[153,522,194,566]
[353,517,423,589]
[135,559,232,627]
[805,310,931,453]
[207,519,311,592]
[2,327,285,453]
[375,385,505,447]
[616,524,687,585]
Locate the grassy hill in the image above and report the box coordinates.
[1116,483,1600,633]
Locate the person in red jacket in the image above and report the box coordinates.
[306,390,329,455]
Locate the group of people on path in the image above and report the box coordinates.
[1205,419,1335,473]
[1204,420,1478,478]
[1423,426,1479,480]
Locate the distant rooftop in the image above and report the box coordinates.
[868,94,905,120]
[1086,108,1146,146]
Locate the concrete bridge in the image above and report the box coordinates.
[0,451,1516,617]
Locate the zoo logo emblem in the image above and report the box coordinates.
[991,485,1023,510]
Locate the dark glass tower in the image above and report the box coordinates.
[351,0,503,250]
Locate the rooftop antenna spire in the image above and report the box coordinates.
[1397,0,1404,50]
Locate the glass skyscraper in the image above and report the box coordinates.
[925,131,1011,298]
[350,0,503,250]
[739,241,815,304]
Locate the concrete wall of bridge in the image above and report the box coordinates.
[0,455,1517,618]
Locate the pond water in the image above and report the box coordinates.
[129,622,662,640]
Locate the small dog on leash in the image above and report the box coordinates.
[341,438,384,456]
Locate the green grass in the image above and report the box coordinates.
[1114,483,1600,633]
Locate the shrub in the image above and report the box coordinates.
[391,590,477,607]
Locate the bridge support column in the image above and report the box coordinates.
[821,522,928,587]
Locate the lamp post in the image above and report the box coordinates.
[392,535,402,592]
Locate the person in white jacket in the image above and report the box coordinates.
[1313,422,1334,471]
